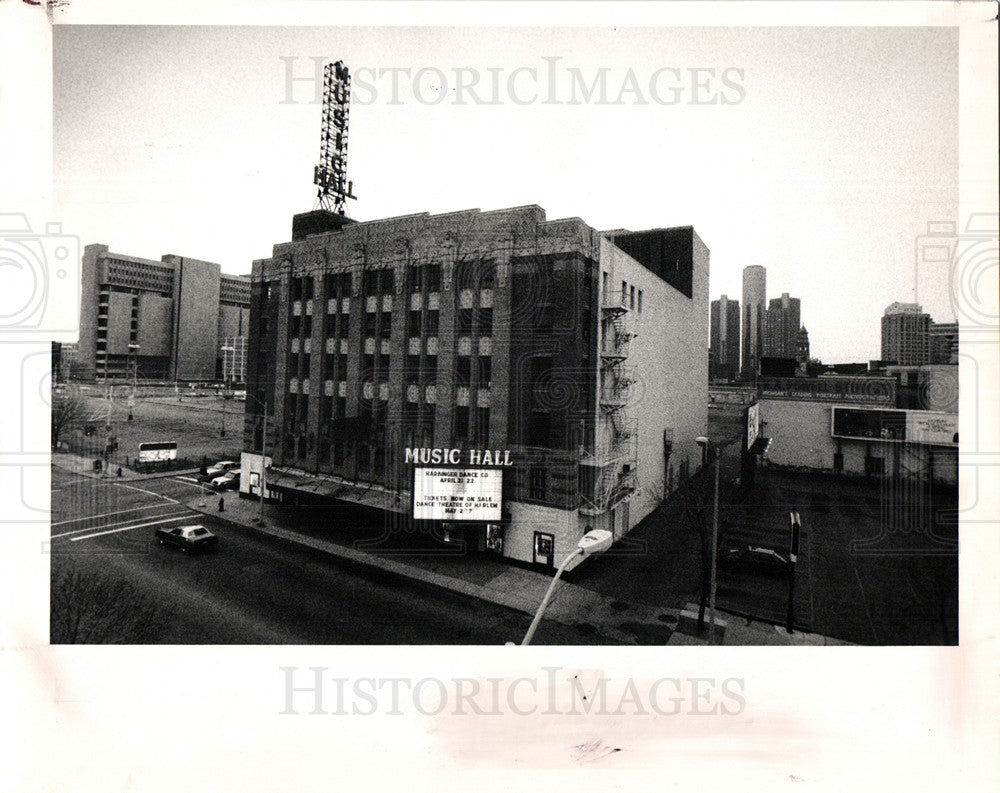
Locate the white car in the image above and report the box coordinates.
[205,460,238,479]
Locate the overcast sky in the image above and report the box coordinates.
[53,25,958,362]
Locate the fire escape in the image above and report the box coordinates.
[580,290,639,514]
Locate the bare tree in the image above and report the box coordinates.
[50,568,169,643]
[50,386,87,449]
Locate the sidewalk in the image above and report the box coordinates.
[51,449,200,482]
[192,491,680,645]
[52,450,854,645]
[666,604,854,646]
[191,491,854,646]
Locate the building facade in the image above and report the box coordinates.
[758,376,956,488]
[241,205,708,567]
[929,321,958,365]
[77,244,251,382]
[880,302,930,366]
[709,294,740,381]
[762,292,801,359]
[795,326,810,364]
[741,265,766,380]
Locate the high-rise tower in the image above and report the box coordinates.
[741,265,766,379]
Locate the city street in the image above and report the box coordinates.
[50,467,607,645]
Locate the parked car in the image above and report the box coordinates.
[203,460,238,480]
[155,523,218,553]
[211,469,240,490]
[718,542,790,573]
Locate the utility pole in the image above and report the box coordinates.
[257,398,267,524]
[786,506,801,634]
[708,444,720,644]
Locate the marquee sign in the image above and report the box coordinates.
[412,468,503,521]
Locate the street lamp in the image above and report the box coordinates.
[220,345,235,437]
[127,343,140,421]
[521,529,614,645]
[696,436,721,644]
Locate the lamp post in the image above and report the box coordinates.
[220,345,235,437]
[696,436,721,644]
[127,343,139,421]
[521,529,614,645]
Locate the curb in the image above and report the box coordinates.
[186,498,662,645]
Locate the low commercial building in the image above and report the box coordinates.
[241,205,709,567]
[758,375,956,487]
[77,244,251,381]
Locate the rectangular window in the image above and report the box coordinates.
[478,308,493,334]
[456,357,472,385]
[475,407,490,447]
[408,266,423,292]
[637,289,643,313]
[529,467,547,500]
[408,310,421,336]
[426,264,441,292]
[602,272,608,295]
[478,356,492,385]
[622,280,627,304]
[630,285,636,310]
[458,308,474,332]
[364,270,379,295]
[425,311,439,335]
[865,456,885,475]
[455,406,470,438]
[381,269,395,294]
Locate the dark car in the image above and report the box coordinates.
[156,523,218,553]
[210,469,240,491]
[718,542,789,573]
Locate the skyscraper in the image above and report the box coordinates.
[763,292,802,359]
[741,265,766,379]
[881,302,930,366]
[709,294,740,380]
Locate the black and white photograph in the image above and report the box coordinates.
[1,0,997,790]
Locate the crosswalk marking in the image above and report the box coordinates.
[69,514,196,542]
[51,507,186,539]
[52,502,178,528]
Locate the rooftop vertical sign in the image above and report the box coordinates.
[314,60,357,215]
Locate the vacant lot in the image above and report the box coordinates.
[61,385,245,470]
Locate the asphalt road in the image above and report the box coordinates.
[50,467,609,645]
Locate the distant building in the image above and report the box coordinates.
[709,294,740,380]
[77,244,251,381]
[741,265,766,380]
[929,321,958,365]
[242,205,709,568]
[762,292,801,359]
[795,326,810,364]
[881,302,930,366]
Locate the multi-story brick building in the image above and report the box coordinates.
[762,292,802,359]
[881,302,930,366]
[241,205,708,567]
[77,244,251,381]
